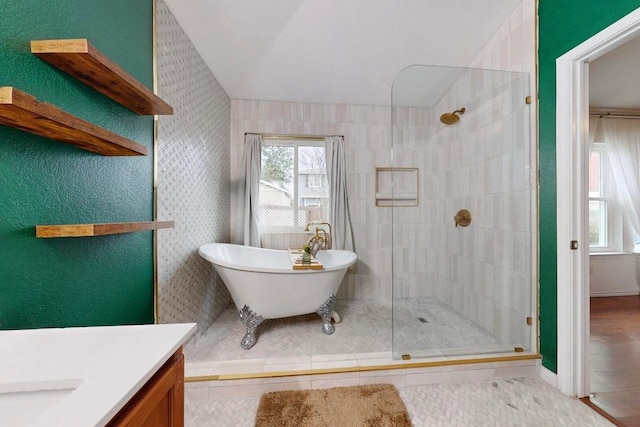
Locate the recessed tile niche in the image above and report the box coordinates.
[375,167,419,207]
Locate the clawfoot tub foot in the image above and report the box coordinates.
[316,294,336,335]
[238,305,264,350]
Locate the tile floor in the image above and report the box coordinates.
[185,377,614,426]
[184,298,569,426]
[184,298,519,377]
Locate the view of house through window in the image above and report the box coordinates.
[259,140,329,229]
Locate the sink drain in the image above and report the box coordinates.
[418,317,429,323]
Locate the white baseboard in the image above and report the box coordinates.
[590,291,640,297]
[538,365,557,388]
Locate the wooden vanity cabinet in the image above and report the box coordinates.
[107,347,185,427]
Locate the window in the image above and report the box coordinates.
[589,149,607,247]
[259,140,329,229]
[589,143,621,252]
[302,197,323,207]
[307,174,322,188]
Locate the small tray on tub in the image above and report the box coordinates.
[288,248,324,270]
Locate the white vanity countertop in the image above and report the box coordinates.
[0,323,196,427]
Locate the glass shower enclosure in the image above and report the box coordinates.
[390,65,534,360]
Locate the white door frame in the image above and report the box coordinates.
[556,7,640,397]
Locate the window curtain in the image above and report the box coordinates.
[601,118,640,235]
[234,133,262,247]
[325,136,355,251]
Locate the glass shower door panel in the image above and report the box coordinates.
[391,65,533,360]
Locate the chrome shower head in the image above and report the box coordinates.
[439,107,466,125]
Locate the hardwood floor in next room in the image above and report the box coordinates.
[587,296,640,427]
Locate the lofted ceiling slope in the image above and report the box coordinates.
[162,0,522,106]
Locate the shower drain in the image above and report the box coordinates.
[418,317,429,323]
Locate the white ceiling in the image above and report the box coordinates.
[162,0,522,106]
[590,35,640,111]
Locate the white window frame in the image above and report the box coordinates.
[259,139,326,232]
[588,143,622,253]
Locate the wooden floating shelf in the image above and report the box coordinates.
[36,221,174,238]
[0,86,148,156]
[31,39,173,115]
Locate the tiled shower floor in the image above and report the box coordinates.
[184,298,516,376]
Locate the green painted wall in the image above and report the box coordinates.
[538,1,640,372]
[0,0,155,328]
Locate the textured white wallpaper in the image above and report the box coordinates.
[156,0,231,331]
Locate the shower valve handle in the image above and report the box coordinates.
[454,209,472,227]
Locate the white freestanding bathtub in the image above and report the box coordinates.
[198,243,357,349]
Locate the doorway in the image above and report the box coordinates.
[556,3,640,419]
[586,35,640,424]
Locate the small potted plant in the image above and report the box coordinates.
[302,244,312,263]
